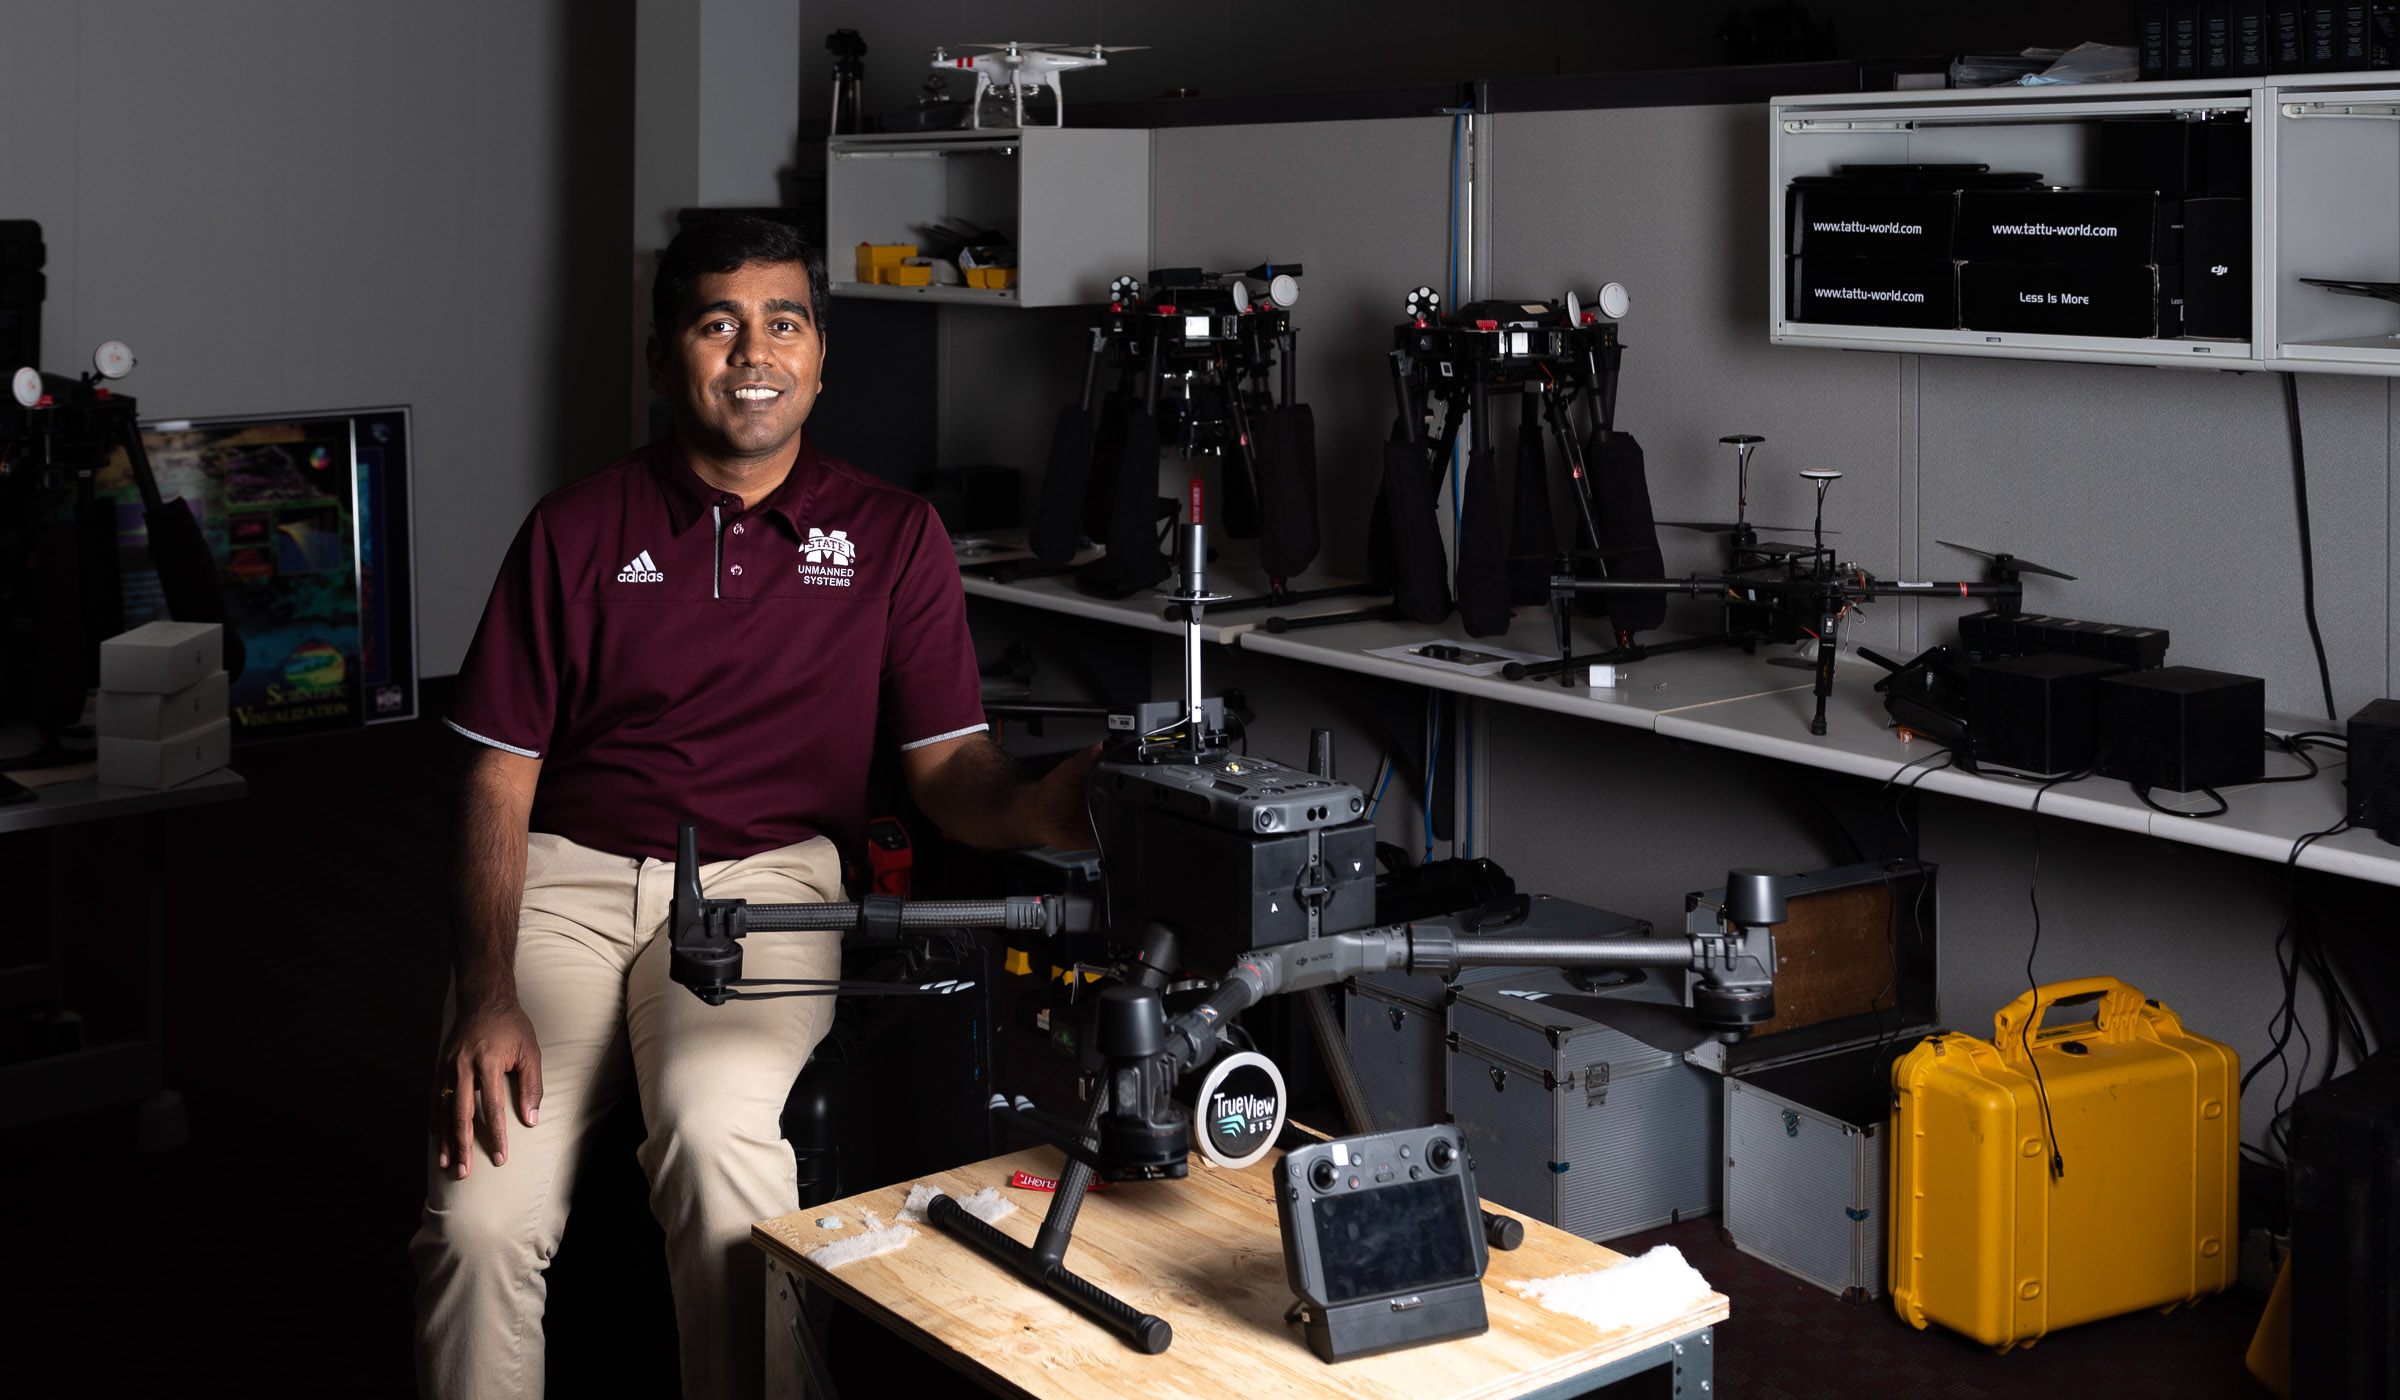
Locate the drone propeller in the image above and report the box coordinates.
[1657,520,1839,536]
[1935,539,2077,581]
[1037,43,1149,53]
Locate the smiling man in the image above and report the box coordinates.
[410,216,1094,1399]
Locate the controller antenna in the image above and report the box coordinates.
[1799,468,1842,555]
[1718,435,1764,542]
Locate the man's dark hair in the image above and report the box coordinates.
[651,215,829,342]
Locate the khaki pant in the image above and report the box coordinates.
[411,832,842,1400]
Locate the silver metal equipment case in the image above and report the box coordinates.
[1448,962,1720,1242]
[1685,859,1940,1301]
[1343,895,1654,1134]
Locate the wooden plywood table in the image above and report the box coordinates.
[756,1146,1729,1400]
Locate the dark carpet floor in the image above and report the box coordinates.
[0,703,2277,1397]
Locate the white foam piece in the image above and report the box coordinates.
[806,1224,917,1269]
[815,1216,844,1230]
[1509,1244,1714,1335]
[897,1182,1020,1226]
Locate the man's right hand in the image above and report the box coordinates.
[432,1000,543,1178]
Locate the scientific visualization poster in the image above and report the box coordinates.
[100,407,416,742]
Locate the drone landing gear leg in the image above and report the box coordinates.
[1808,598,1841,737]
[925,1084,1173,1354]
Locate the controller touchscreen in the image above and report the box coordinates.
[1312,1177,1479,1304]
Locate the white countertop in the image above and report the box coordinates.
[955,545,2399,887]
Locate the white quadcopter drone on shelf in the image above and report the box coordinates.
[930,41,1146,128]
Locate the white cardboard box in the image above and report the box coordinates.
[98,621,223,694]
[97,671,228,740]
[98,718,231,789]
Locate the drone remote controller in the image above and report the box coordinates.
[1274,1126,1491,1362]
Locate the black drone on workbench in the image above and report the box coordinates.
[1514,443,2073,738]
[1026,263,1330,604]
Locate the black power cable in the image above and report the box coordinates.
[2280,372,2338,723]
[2021,773,2084,1181]
[2240,817,2360,1163]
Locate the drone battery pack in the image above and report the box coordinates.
[2180,198,2252,339]
[2098,665,2266,792]
[1786,257,1958,329]
[2094,118,2252,198]
[1960,262,2162,338]
[1958,610,2169,669]
[1786,184,1958,260]
[1954,190,2177,267]
[2345,698,2400,844]
[1971,653,2125,775]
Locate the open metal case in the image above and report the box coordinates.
[1684,859,1939,1300]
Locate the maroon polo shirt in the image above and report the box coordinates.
[447,439,986,863]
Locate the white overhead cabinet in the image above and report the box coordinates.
[825,127,1151,308]
[1771,73,2400,375]
[2273,87,2400,372]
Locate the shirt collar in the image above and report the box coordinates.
[651,437,821,538]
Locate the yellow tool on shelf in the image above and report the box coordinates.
[854,243,915,282]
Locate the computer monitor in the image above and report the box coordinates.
[104,405,417,741]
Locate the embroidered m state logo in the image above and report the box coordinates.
[802,528,856,564]
[799,527,858,588]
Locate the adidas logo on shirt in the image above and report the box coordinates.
[616,549,663,583]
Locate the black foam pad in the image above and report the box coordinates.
[1083,392,1128,543]
[1029,402,1094,563]
[1453,445,1510,636]
[1505,398,1557,605]
[1251,404,1320,580]
[1100,405,1166,591]
[1584,430,1666,633]
[1380,437,1451,623]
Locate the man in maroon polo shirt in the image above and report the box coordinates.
[410,217,1092,1400]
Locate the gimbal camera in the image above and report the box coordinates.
[666,519,1786,1354]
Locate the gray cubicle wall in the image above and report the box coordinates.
[1483,102,2395,719]
[1486,105,1915,656]
[1148,116,1456,577]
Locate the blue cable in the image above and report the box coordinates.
[1365,753,1396,819]
[1449,696,1468,854]
[1424,696,1445,861]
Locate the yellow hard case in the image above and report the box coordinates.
[1889,976,2238,1351]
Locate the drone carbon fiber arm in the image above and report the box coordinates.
[1157,908,1780,1076]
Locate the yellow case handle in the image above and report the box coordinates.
[1992,975,2152,1061]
